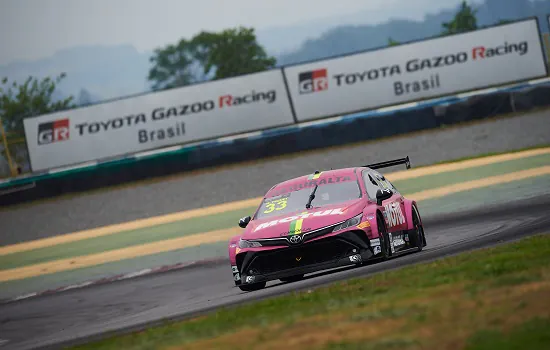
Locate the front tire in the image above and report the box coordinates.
[238,282,266,292]
[377,213,391,260]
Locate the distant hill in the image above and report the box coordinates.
[0,0,548,103]
[276,0,550,66]
[0,45,151,103]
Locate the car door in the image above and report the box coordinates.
[371,171,407,233]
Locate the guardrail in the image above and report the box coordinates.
[1,76,549,206]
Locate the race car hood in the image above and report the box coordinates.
[242,198,365,240]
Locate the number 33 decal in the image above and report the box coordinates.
[264,198,288,214]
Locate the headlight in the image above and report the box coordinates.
[332,213,363,233]
[238,238,263,248]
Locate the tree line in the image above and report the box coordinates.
[0,0,527,138]
[388,1,509,45]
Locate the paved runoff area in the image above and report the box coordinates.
[0,144,549,300]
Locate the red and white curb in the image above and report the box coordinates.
[0,257,227,305]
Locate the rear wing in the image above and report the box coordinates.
[363,156,411,170]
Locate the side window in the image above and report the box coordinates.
[363,171,381,200]
[372,171,399,193]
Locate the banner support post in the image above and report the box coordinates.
[544,33,550,68]
[0,117,17,177]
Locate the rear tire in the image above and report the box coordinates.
[377,213,391,260]
[410,205,425,252]
[280,274,304,283]
[238,281,266,292]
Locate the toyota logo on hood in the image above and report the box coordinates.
[289,235,303,244]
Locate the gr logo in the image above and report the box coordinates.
[298,68,328,94]
[37,119,70,145]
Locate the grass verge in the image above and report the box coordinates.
[71,233,550,350]
[0,207,253,269]
[4,150,549,269]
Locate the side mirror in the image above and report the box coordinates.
[376,189,393,205]
[238,216,251,228]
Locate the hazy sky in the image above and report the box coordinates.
[0,0,478,65]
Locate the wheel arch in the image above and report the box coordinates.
[403,199,422,231]
[363,206,385,239]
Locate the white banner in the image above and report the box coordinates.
[283,18,548,122]
[24,69,295,171]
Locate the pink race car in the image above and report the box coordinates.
[228,157,427,291]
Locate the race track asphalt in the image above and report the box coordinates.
[1,194,549,350]
[2,109,550,245]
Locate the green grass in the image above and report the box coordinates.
[391,152,550,193]
[70,234,550,350]
[3,150,549,270]
[465,318,550,350]
[0,206,256,269]
[430,143,550,165]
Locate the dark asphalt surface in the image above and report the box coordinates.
[1,194,549,350]
[2,110,550,245]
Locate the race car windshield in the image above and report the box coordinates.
[255,181,361,219]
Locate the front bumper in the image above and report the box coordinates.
[233,230,375,286]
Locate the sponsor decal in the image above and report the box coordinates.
[65,88,279,145]
[370,238,381,255]
[370,238,381,245]
[138,122,185,144]
[349,254,362,263]
[405,52,468,73]
[298,69,328,94]
[235,247,242,254]
[37,119,70,145]
[263,194,289,214]
[295,256,302,261]
[219,90,276,108]
[308,171,323,180]
[357,221,371,229]
[472,41,528,60]
[231,266,240,282]
[76,114,147,136]
[245,276,256,283]
[392,234,406,247]
[389,232,395,254]
[289,218,304,235]
[334,65,401,86]
[270,175,353,196]
[394,74,441,96]
[383,202,405,228]
[310,40,531,101]
[255,208,346,231]
[151,101,215,120]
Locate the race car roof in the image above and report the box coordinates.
[264,167,360,198]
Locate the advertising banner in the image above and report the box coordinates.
[23,69,295,171]
[283,18,548,122]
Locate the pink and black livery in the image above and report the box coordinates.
[228,157,427,292]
